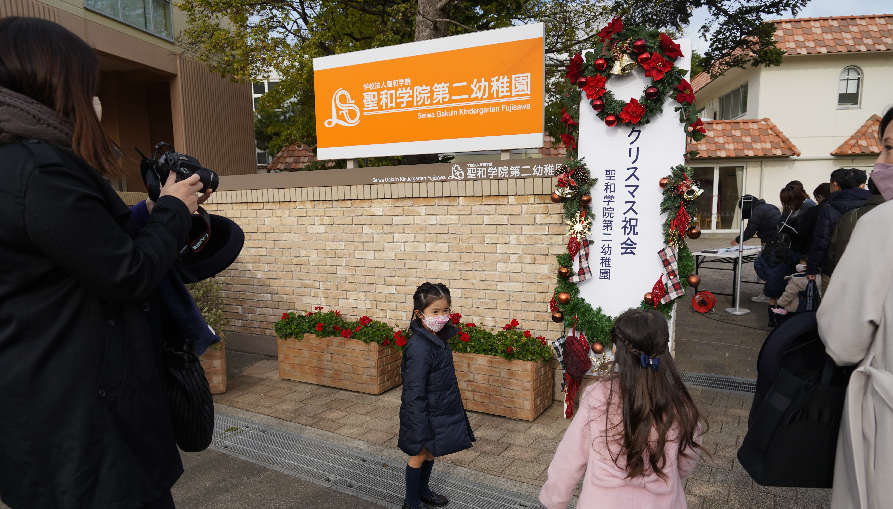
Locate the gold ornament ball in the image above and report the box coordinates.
[580,194,593,206]
[687,226,702,239]
[557,292,571,305]
[551,311,564,323]
[558,266,572,278]
[644,292,654,306]
[687,274,702,288]
[659,177,670,189]
[592,342,605,355]
[550,191,563,203]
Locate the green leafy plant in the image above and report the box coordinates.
[411,315,553,363]
[186,277,229,349]
[275,307,402,348]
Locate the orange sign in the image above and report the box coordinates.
[314,24,544,160]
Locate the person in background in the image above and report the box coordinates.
[754,233,798,327]
[826,177,887,277]
[815,107,893,509]
[807,168,869,294]
[729,195,781,303]
[539,309,704,509]
[787,180,817,210]
[773,254,810,322]
[777,185,810,246]
[791,182,832,257]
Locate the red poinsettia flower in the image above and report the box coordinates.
[557,173,577,188]
[565,53,584,84]
[559,133,577,151]
[449,312,462,325]
[360,316,372,326]
[340,329,351,338]
[281,313,288,320]
[524,330,532,338]
[675,79,695,105]
[689,118,706,135]
[394,331,407,347]
[642,53,672,81]
[659,33,683,60]
[597,16,623,43]
[560,107,578,127]
[619,98,647,125]
[316,323,324,331]
[460,332,470,343]
[582,75,607,101]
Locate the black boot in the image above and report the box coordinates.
[767,305,776,327]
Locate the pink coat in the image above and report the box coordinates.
[539,380,701,509]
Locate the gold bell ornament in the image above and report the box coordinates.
[683,183,704,200]
[610,41,637,76]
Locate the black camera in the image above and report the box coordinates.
[136,142,219,202]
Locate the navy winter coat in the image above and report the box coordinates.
[754,251,798,295]
[398,321,475,457]
[807,188,870,275]
[735,198,781,244]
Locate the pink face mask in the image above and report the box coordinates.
[871,162,893,201]
[421,313,451,332]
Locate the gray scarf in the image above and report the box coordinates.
[0,85,73,148]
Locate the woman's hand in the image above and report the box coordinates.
[158,172,204,214]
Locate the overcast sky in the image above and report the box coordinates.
[683,0,893,53]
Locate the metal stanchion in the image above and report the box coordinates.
[726,196,751,316]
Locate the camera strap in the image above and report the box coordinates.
[181,206,212,255]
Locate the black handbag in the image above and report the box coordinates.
[162,332,214,452]
[738,355,850,488]
[796,279,822,313]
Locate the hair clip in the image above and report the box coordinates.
[640,353,659,372]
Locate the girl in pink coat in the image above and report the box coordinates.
[540,309,705,509]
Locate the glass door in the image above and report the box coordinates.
[690,165,745,231]
[691,167,716,230]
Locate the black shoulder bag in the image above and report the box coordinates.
[162,330,214,452]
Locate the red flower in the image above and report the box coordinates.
[503,319,520,330]
[314,306,323,311]
[660,33,683,60]
[307,311,314,316]
[538,336,548,345]
[333,325,341,332]
[620,98,647,125]
[450,313,462,325]
[316,323,324,331]
[335,311,341,316]
[460,332,470,343]
[581,75,606,101]
[465,323,477,328]
[394,331,407,347]
[598,16,623,43]
[383,340,390,346]
[507,346,514,354]
[560,108,578,127]
[689,118,706,135]
[675,79,695,105]
[355,325,362,332]
[559,133,577,151]
[281,313,289,320]
[557,173,577,188]
[360,316,372,326]
[565,53,584,84]
[341,329,351,338]
[524,330,532,338]
[642,53,672,81]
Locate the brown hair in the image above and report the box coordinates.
[0,17,122,179]
[604,309,705,481]
[411,282,454,342]
[813,183,831,202]
[779,185,809,213]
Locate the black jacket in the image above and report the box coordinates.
[0,141,191,508]
[807,188,870,275]
[755,251,799,294]
[398,322,474,458]
[791,201,825,256]
[735,199,781,244]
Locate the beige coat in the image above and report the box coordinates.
[777,273,809,313]
[817,200,893,509]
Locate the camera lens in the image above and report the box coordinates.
[197,168,219,193]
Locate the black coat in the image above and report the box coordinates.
[755,251,798,295]
[806,188,870,275]
[791,201,825,256]
[398,322,474,458]
[0,141,191,508]
[735,199,781,244]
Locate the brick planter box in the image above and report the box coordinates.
[199,341,227,394]
[277,334,401,394]
[453,352,553,421]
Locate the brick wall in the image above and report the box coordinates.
[201,176,567,341]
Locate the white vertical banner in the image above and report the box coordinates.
[576,40,691,322]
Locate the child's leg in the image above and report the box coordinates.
[419,453,434,497]
[769,297,777,305]
[405,448,429,508]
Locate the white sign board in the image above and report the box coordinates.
[576,40,692,320]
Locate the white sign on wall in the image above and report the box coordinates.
[576,40,692,321]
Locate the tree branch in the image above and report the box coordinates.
[416,10,478,33]
[435,0,455,12]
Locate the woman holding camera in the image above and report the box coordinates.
[0,17,207,509]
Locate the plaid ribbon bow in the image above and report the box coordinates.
[657,246,685,304]
[570,239,592,283]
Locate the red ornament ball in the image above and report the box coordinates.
[637,52,651,64]
[604,115,618,127]
[594,57,607,71]
[687,274,702,288]
[632,38,647,53]
[557,292,571,305]
[591,342,605,355]
[644,292,654,306]
[645,86,659,100]
[551,311,564,323]
[550,191,563,203]
[577,77,587,88]
[591,99,605,111]
[659,177,670,189]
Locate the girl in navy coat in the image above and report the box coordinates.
[754,233,799,327]
[399,282,475,509]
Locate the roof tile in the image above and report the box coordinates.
[831,114,883,155]
[687,118,801,158]
[773,14,893,55]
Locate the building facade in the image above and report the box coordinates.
[1,0,257,191]
[687,14,892,232]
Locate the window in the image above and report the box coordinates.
[718,83,748,120]
[86,0,172,39]
[838,66,861,107]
